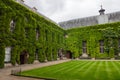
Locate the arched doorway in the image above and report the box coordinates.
[66,51,73,59]
[20,51,28,64]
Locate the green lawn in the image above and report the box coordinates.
[21,60,120,80]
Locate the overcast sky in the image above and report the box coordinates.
[24,0,120,23]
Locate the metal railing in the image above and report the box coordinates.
[11,68,21,75]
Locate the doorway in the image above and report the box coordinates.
[20,51,28,64]
[66,51,73,59]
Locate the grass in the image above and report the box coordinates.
[21,60,120,80]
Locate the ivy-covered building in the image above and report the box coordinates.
[60,6,120,59]
[59,6,120,29]
[0,0,65,68]
[1,0,120,69]
[65,22,120,59]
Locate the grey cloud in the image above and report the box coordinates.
[24,0,120,23]
[25,0,65,16]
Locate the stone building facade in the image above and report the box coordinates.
[59,7,120,29]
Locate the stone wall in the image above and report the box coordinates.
[59,11,120,29]
[108,11,120,23]
[59,16,98,29]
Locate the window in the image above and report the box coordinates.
[58,35,60,43]
[36,28,40,40]
[25,17,28,22]
[61,36,63,43]
[25,28,29,38]
[119,39,120,48]
[52,49,54,59]
[45,48,48,58]
[52,32,54,42]
[4,47,11,62]
[99,40,104,53]
[45,30,48,41]
[60,35,63,43]
[59,35,62,43]
[10,20,15,32]
[82,41,87,53]
[35,49,38,60]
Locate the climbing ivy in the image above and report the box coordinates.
[0,0,65,68]
[66,22,120,59]
[1,0,120,68]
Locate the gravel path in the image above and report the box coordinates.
[0,59,70,80]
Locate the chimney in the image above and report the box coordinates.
[32,7,37,12]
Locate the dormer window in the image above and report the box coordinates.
[10,20,15,32]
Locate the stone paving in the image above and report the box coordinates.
[0,59,70,80]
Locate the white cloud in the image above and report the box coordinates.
[24,0,120,23]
